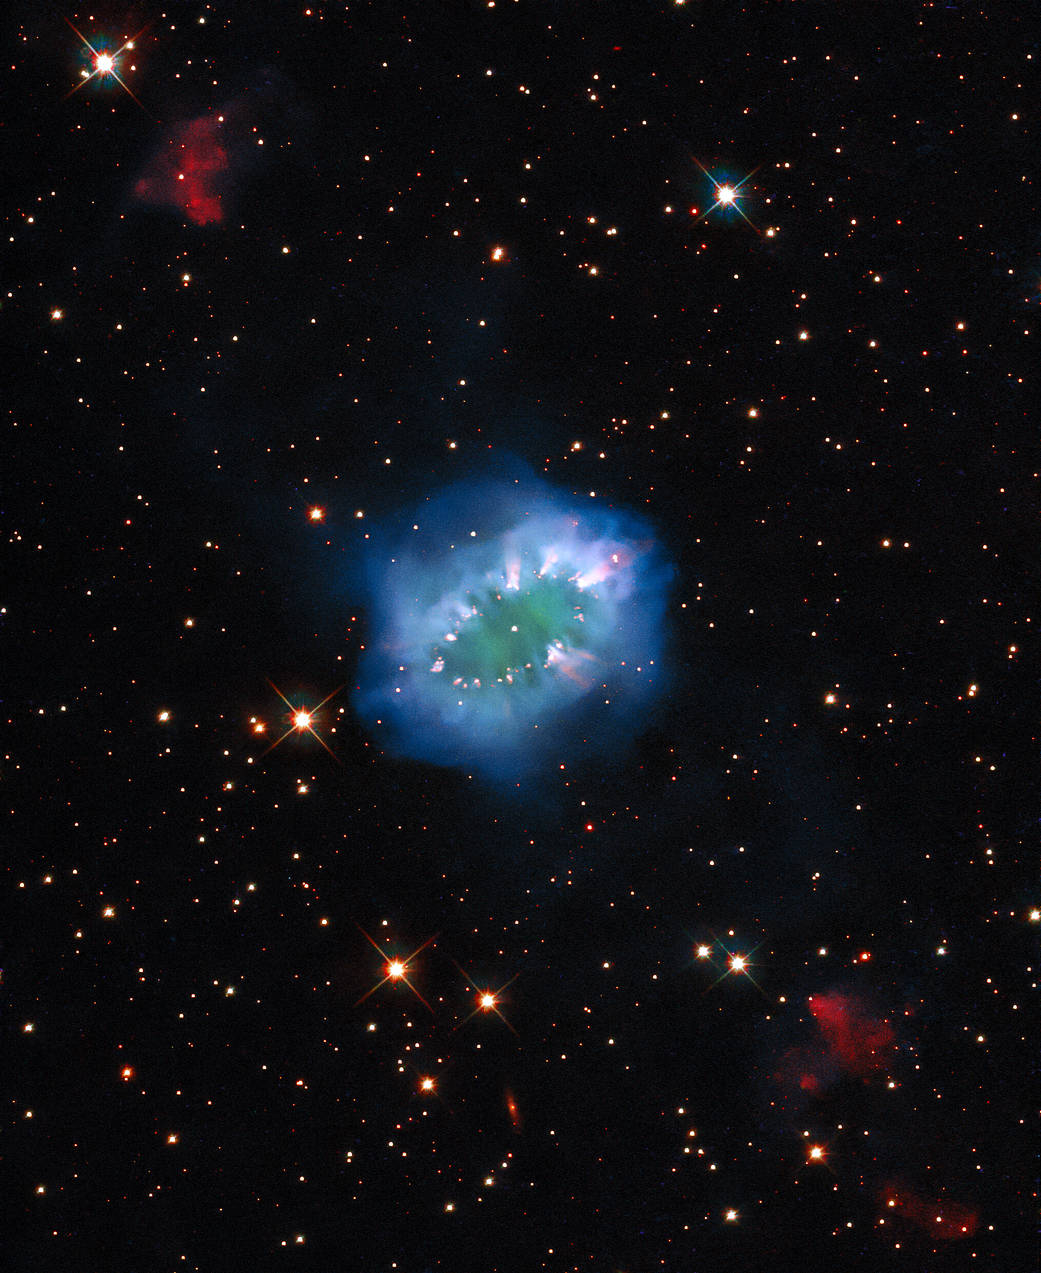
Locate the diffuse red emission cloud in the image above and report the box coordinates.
[773,989,894,1105]
[807,990,896,1078]
[134,114,229,225]
[132,72,307,226]
[879,1182,980,1241]
[772,992,980,1247]
[772,1042,838,1101]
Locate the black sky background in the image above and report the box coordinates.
[3,3,1037,1270]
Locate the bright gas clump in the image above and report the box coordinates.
[352,479,673,785]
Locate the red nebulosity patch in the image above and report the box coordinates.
[808,991,895,1078]
[772,1045,838,1107]
[134,115,228,225]
[880,1184,980,1240]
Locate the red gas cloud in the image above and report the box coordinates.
[133,114,229,225]
[773,989,897,1110]
[808,990,895,1078]
[131,71,307,227]
[772,1044,839,1105]
[880,1183,980,1240]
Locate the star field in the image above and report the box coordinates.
[3,3,1037,1270]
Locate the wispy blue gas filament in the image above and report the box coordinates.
[352,478,673,784]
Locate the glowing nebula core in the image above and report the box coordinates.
[351,476,674,785]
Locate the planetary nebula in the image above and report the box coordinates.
[352,475,674,784]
